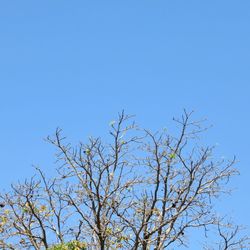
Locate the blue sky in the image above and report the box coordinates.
[0,0,249,247]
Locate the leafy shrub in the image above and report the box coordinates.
[48,240,87,250]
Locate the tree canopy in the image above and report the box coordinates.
[0,111,249,249]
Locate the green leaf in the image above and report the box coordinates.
[169,153,176,159]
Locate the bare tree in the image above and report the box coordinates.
[0,111,249,249]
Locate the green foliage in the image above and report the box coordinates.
[48,240,87,250]
[169,152,176,159]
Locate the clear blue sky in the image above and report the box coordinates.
[0,0,249,247]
